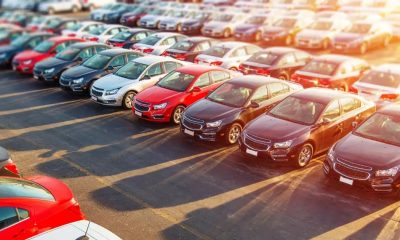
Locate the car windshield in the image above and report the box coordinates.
[83,54,111,70]
[47,19,62,28]
[358,70,400,88]
[157,71,195,92]
[269,96,326,125]
[213,14,233,22]
[56,47,81,61]
[112,31,132,41]
[66,22,81,31]
[115,62,148,79]
[203,46,229,58]
[346,23,371,34]
[355,113,400,147]
[170,40,193,51]
[0,178,55,201]
[139,36,161,46]
[273,18,296,28]
[245,16,266,25]
[301,60,338,76]
[29,16,43,25]
[247,52,278,65]
[89,25,106,36]
[207,83,253,107]
[34,40,55,53]
[310,21,332,30]
[11,35,30,47]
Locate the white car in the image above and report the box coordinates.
[201,13,246,38]
[62,21,104,38]
[91,56,187,109]
[27,220,121,240]
[82,0,116,11]
[82,24,129,43]
[194,41,261,70]
[132,32,187,56]
[38,0,82,14]
[138,8,170,29]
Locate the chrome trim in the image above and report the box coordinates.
[333,158,371,181]
[243,133,271,151]
[182,115,204,131]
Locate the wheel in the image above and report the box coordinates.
[136,19,141,26]
[156,21,161,29]
[48,7,55,15]
[338,84,348,92]
[171,105,185,125]
[122,91,136,109]
[254,31,261,42]
[322,38,330,49]
[225,123,242,145]
[223,28,231,38]
[176,24,182,32]
[285,35,293,45]
[72,5,79,13]
[295,144,314,168]
[359,43,367,54]
[229,67,237,71]
[278,73,289,80]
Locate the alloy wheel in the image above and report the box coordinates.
[172,106,185,124]
[227,124,242,145]
[123,91,136,109]
[297,144,313,167]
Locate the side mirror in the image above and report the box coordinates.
[191,86,201,93]
[322,118,332,125]
[249,101,259,108]
[76,57,83,62]
[351,121,358,129]
[107,66,114,71]
[141,75,151,80]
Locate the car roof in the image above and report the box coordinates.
[70,42,109,49]
[99,48,133,56]
[229,75,287,89]
[313,54,365,64]
[126,28,152,33]
[186,36,213,43]
[48,36,82,43]
[375,64,400,74]
[260,47,306,55]
[134,55,172,64]
[292,88,361,104]
[176,65,224,75]
[379,103,400,117]
[29,32,54,38]
[152,32,184,38]
[216,41,254,49]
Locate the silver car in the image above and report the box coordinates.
[139,8,169,29]
[194,41,261,70]
[158,10,194,32]
[132,32,187,56]
[201,13,246,38]
[90,56,187,109]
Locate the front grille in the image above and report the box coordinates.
[92,89,103,97]
[134,99,150,112]
[60,79,70,86]
[243,133,271,151]
[33,68,42,75]
[182,115,204,130]
[334,158,372,181]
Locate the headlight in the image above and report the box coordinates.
[0,53,7,58]
[274,140,293,149]
[376,166,399,177]
[350,38,363,45]
[327,146,335,161]
[105,88,120,96]
[206,120,222,128]
[23,60,32,65]
[153,102,167,110]
[72,78,84,84]
[44,68,55,74]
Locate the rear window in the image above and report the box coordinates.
[359,70,400,88]
[203,46,230,58]
[170,40,194,51]
[139,36,161,46]
[0,178,55,201]
[247,52,279,65]
[301,60,339,76]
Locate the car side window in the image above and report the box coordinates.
[28,37,41,48]
[322,100,341,121]
[278,53,296,66]
[268,83,290,98]
[251,86,269,104]
[164,61,181,72]
[0,207,19,230]
[211,71,230,83]
[95,46,109,53]
[10,33,20,41]
[127,53,140,61]
[194,73,211,88]
[146,63,163,76]
[161,37,176,46]
[195,42,211,52]
[231,47,246,57]
[109,28,121,36]
[340,63,353,75]
[340,97,362,114]
[132,32,147,41]
[79,47,94,60]
[245,45,259,55]
[55,42,67,53]
[109,55,125,67]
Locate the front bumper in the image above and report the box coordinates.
[262,34,288,44]
[180,121,227,142]
[202,29,225,38]
[132,106,172,123]
[33,68,59,82]
[159,23,178,31]
[12,60,34,74]
[181,25,202,34]
[331,42,360,53]
[234,32,257,41]
[90,89,122,107]
[59,77,88,92]
[295,39,325,49]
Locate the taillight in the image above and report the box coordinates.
[143,48,154,54]
[256,68,270,76]
[89,37,99,42]
[290,73,298,81]
[106,40,111,45]
[238,64,244,71]
[68,33,76,37]
[161,51,169,57]
[318,78,330,86]
[380,94,399,100]
[194,58,199,64]
[4,162,19,175]
[175,53,187,61]
[210,61,222,66]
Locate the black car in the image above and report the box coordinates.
[239,47,312,80]
[59,49,143,93]
[0,32,53,66]
[33,42,111,83]
[234,15,269,42]
[163,37,218,62]
[107,28,153,49]
[181,75,303,144]
[181,12,212,35]
[90,3,138,24]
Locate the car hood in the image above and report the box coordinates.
[14,50,45,61]
[94,74,137,90]
[334,32,363,43]
[137,86,184,104]
[141,15,158,21]
[185,99,240,121]
[35,57,69,69]
[63,65,101,79]
[0,45,18,54]
[27,176,74,203]
[92,9,111,15]
[245,114,310,141]
[235,23,259,32]
[335,134,400,169]
[263,26,287,35]
[0,146,10,162]
[298,29,329,39]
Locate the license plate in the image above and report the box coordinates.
[339,176,353,185]
[246,148,258,157]
[33,75,39,79]
[91,96,97,101]
[135,110,142,117]
[184,128,194,136]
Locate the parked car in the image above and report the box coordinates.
[239,47,312,80]
[0,33,53,66]
[7,11,37,27]
[291,54,369,91]
[27,220,122,240]
[82,0,117,11]
[347,12,382,22]
[61,21,104,38]
[34,42,111,83]
[0,26,24,46]
[295,18,351,49]
[353,64,400,107]
[0,176,85,240]
[90,3,136,23]
[0,146,19,177]
[332,21,392,54]
[162,37,218,62]
[384,14,400,40]
[120,6,148,27]
[158,9,193,32]
[25,15,46,32]
[315,0,342,11]
[138,8,169,29]
[132,32,187,56]
[91,56,185,109]
[39,18,79,35]
[233,14,271,42]
[195,41,261,70]
[106,28,153,49]
[201,13,246,38]
[324,104,400,194]
[181,75,303,144]
[262,16,313,46]
[239,88,375,167]
[180,11,213,35]
[60,49,142,93]
[133,65,238,124]
[12,36,84,74]
[38,0,82,14]
[82,24,129,43]
[315,10,347,20]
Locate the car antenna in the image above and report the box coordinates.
[76,221,91,240]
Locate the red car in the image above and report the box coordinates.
[12,36,84,74]
[133,65,238,124]
[290,54,369,92]
[0,176,85,240]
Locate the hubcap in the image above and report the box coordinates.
[298,146,312,166]
[229,125,241,144]
[125,93,135,108]
[174,107,184,123]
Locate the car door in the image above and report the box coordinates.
[338,97,363,137]
[139,63,164,90]
[0,206,35,240]
[106,55,125,74]
[242,85,270,122]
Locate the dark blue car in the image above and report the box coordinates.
[234,15,270,42]
[90,3,138,24]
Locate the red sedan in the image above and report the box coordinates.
[12,36,84,74]
[133,65,238,124]
[0,176,85,240]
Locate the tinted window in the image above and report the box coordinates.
[139,36,161,46]
[302,60,339,76]
[79,47,94,60]
[208,83,252,107]
[194,73,210,88]
[95,46,109,53]
[17,209,29,220]
[269,83,289,98]
[322,100,341,121]
[164,62,180,73]
[157,71,195,92]
[231,47,246,57]
[203,46,229,58]
[170,40,194,51]
[146,63,163,76]
[211,71,230,83]
[340,98,361,114]
[0,178,55,201]
[161,37,176,46]
[34,40,55,53]
[251,86,269,103]
[115,62,148,80]
[83,54,112,69]
[0,208,18,230]
[56,47,81,61]
[55,42,67,53]
[133,32,147,41]
[109,55,125,67]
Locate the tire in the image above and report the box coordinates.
[285,35,293,45]
[322,38,330,49]
[88,80,96,95]
[278,73,289,80]
[359,43,367,54]
[122,91,136,109]
[294,144,314,168]
[48,7,55,15]
[338,84,348,92]
[225,123,242,145]
[223,28,231,38]
[72,5,79,13]
[254,31,261,42]
[177,24,182,32]
[156,21,161,29]
[171,105,185,125]
[229,67,237,71]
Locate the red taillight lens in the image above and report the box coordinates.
[89,37,99,42]
[210,61,222,66]
[194,58,199,64]
[143,48,154,54]
[175,53,187,60]
[161,51,169,57]
[106,40,110,45]
[238,64,244,71]
[256,68,270,76]
[68,33,76,37]
[4,162,19,175]
[380,94,399,100]
[318,78,331,86]
[290,73,298,81]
